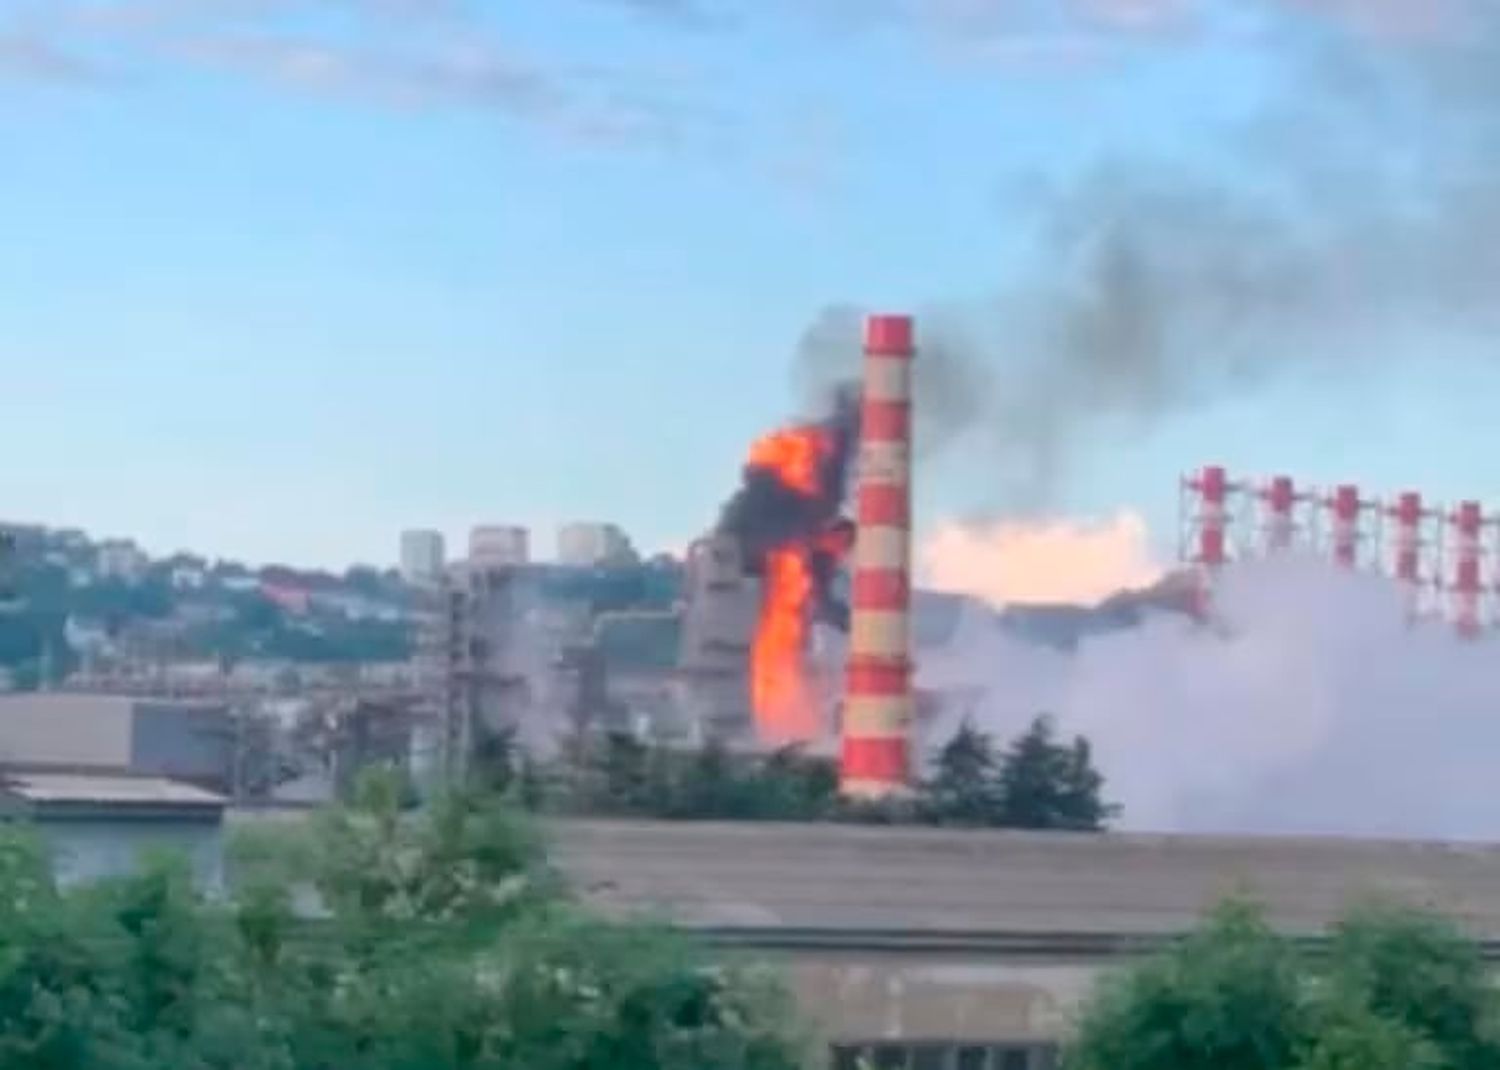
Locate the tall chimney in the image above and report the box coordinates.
[840,313,914,799]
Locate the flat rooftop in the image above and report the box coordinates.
[547,819,1500,949]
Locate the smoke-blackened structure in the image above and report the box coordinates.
[710,383,860,744]
[717,382,859,627]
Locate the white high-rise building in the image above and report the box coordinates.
[399,529,446,585]
[557,522,637,567]
[469,525,529,568]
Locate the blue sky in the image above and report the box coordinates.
[1,0,1496,569]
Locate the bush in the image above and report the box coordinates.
[0,775,807,1070]
[1066,898,1500,1070]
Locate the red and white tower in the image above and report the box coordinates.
[1322,484,1372,569]
[1385,492,1439,620]
[840,313,913,799]
[1448,501,1486,639]
[1179,465,1243,618]
[1255,475,1313,555]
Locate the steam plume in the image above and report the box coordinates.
[921,554,1500,841]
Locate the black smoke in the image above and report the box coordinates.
[794,8,1500,510]
[716,382,860,629]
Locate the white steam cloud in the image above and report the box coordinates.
[920,553,1500,841]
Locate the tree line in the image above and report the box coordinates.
[0,772,1493,1068]
[0,776,802,1070]
[1069,898,1500,1070]
[476,714,1118,832]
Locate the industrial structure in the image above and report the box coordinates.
[1179,465,1498,635]
[841,314,916,798]
[553,818,1500,1067]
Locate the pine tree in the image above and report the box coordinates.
[997,714,1115,831]
[924,720,1005,826]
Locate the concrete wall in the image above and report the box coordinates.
[37,817,226,891]
[0,694,133,767]
[131,701,234,788]
[771,952,1103,1046]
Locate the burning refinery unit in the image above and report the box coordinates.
[678,314,918,795]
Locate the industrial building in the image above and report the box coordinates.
[1181,465,1500,635]
[0,770,227,889]
[676,534,760,741]
[551,818,1500,1067]
[0,693,235,791]
[0,695,233,889]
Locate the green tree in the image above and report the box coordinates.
[923,720,1003,826]
[1066,900,1311,1070]
[1067,898,1500,1070]
[1308,904,1500,1069]
[997,715,1116,831]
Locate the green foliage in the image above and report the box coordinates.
[509,716,1116,831]
[922,721,1003,826]
[1067,898,1500,1070]
[1067,900,1308,1070]
[995,715,1117,831]
[0,776,804,1069]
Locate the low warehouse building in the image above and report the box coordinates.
[549,819,1500,1070]
[0,769,227,888]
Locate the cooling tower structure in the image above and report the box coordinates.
[840,313,914,799]
[1178,467,1500,636]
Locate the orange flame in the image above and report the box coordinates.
[751,545,818,743]
[747,427,828,497]
[744,423,839,744]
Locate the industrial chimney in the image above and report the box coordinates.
[840,313,914,799]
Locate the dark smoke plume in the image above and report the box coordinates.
[717,382,859,627]
[795,6,1500,508]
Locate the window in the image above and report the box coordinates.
[828,1042,1062,1070]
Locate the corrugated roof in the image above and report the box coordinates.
[548,819,1500,940]
[2,771,225,807]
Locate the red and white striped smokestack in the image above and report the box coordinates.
[840,313,914,799]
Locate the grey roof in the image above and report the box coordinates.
[2,770,225,808]
[548,819,1500,945]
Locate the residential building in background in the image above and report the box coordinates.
[557,522,638,567]
[468,525,529,568]
[96,539,149,583]
[399,529,446,585]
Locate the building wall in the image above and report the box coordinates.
[0,694,134,767]
[557,523,635,567]
[37,816,226,890]
[677,535,759,740]
[130,701,234,789]
[400,529,446,585]
[774,953,1100,1046]
[469,526,530,568]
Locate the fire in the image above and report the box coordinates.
[744,423,842,744]
[747,427,828,498]
[751,546,818,743]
